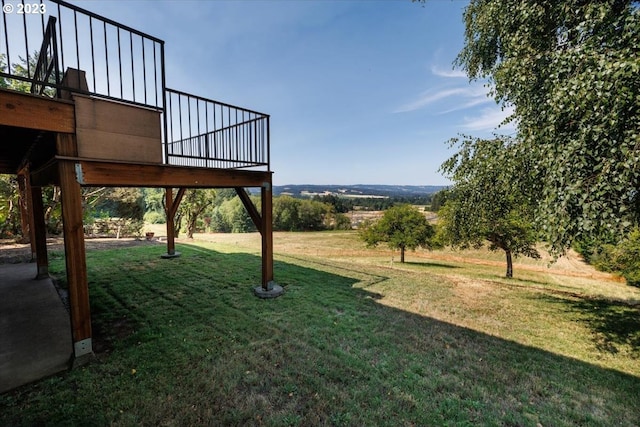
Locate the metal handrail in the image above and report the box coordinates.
[1,0,270,172]
[164,88,270,171]
[1,0,165,110]
[30,16,60,96]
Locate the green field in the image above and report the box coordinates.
[1,231,639,426]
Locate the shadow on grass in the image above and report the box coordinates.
[541,293,640,354]
[404,260,460,269]
[3,241,639,426]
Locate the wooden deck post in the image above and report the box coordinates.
[162,187,185,258]
[30,185,49,279]
[56,133,93,362]
[234,184,280,296]
[261,180,274,288]
[16,171,35,255]
[16,168,49,277]
[252,178,283,298]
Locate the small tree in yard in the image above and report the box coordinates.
[180,189,217,238]
[360,204,434,263]
[438,136,540,278]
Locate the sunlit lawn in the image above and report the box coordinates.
[1,230,639,426]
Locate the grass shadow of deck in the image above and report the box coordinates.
[3,241,638,426]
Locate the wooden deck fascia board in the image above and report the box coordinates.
[0,89,75,133]
[57,158,272,188]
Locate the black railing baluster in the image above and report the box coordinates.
[213,104,218,161]
[168,92,174,157]
[205,101,210,164]
[153,42,158,107]
[2,0,10,68]
[57,2,64,72]
[142,37,147,104]
[104,21,110,96]
[178,94,183,147]
[117,26,122,98]
[51,19,60,96]
[40,1,45,39]
[90,17,96,92]
[161,39,167,162]
[130,32,135,102]
[22,1,30,78]
[196,99,201,159]
[74,10,80,89]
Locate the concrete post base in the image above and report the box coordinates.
[253,282,284,299]
[161,252,181,259]
[70,338,94,369]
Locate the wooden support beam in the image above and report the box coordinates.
[235,187,262,234]
[30,185,49,279]
[56,134,92,360]
[19,163,49,276]
[234,185,276,289]
[70,159,270,188]
[261,180,274,288]
[163,187,185,258]
[0,89,75,133]
[252,177,282,298]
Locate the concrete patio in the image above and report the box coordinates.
[0,262,71,394]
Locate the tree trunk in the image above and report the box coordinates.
[505,249,513,278]
[400,245,405,263]
[186,214,196,239]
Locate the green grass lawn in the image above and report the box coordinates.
[1,231,639,426]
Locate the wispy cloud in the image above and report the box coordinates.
[394,84,488,114]
[430,65,467,78]
[394,87,470,113]
[438,93,493,114]
[393,63,488,114]
[461,106,516,132]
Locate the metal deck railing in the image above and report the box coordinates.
[0,0,270,171]
[164,89,270,170]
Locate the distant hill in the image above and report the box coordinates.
[273,184,448,199]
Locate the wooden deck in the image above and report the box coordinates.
[0,87,276,366]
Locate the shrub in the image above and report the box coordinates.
[617,229,640,287]
[580,229,640,287]
[144,211,165,224]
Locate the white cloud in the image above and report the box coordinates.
[430,65,467,79]
[394,84,488,114]
[438,94,493,114]
[394,88,470,113]
[461,106,516,132]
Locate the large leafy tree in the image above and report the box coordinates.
[453,0,640,253]
[360,204,434,263]
[438,136,540,278]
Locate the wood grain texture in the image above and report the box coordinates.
[75,159,272,188]
[57,134,92,344]
[0,89,74,133]
[74,95,162,163]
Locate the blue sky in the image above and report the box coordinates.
[74,0,514,186]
